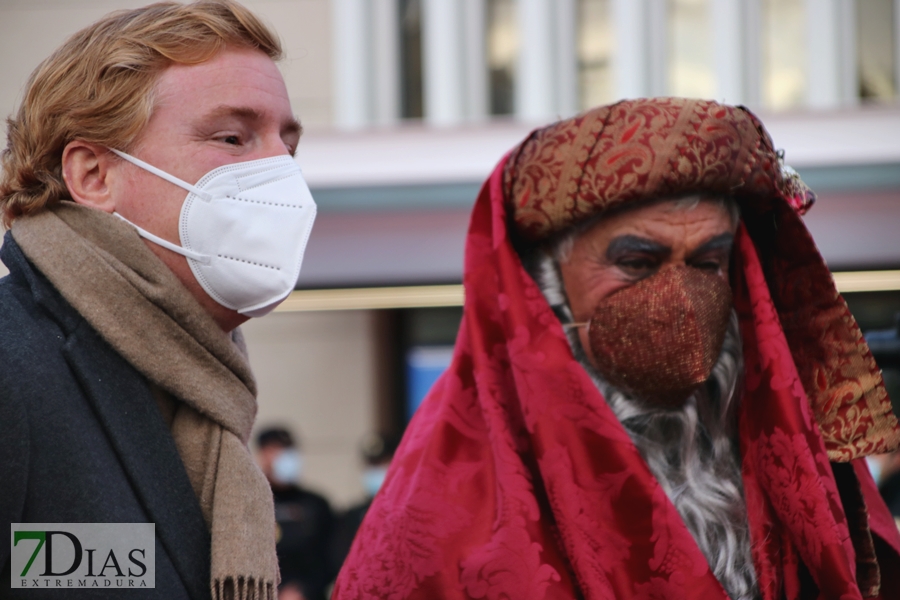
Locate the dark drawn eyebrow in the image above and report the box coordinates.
[687,232,735,261]
[605,235,671,261]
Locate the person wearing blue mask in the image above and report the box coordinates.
[255,428,336,600]
[0,2,316,599]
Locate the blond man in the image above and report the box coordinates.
[0,2,317,598]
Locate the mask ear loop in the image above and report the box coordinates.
[108,148,213,201]
[112,213,211,265]
[563,322,589,330]
[108,148,212,265]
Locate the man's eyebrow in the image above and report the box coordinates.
[203,105,263,123]
[688,232,735,259]
[605,235,670,259]
[282,115,303,139]
[201,105,303,137]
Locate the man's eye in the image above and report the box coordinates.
[618,257,657,270]
[223,135,240,145]
[692,259,722,272]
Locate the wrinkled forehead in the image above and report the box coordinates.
[586,193,739,228]
[550,194,739,261]
[505,98,783,244]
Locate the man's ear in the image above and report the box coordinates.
[61,141,118,213]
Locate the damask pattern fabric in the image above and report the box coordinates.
[333,98,900,599]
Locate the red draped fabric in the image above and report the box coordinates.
[334,148,900,600]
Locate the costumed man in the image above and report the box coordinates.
[334,98,900,599]
[255,428,336,600]
[0,2,316,598]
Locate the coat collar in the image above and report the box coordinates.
[2,233,212,600]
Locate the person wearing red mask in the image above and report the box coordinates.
[334,98,900,600]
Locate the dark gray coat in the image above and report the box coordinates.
[0,233,211,599]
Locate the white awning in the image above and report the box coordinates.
[295,107,900,189]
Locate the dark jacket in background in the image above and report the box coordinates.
[879,470,900,519]
[272,485,335,600]
[0,234,211,599]
[328,498,371,575]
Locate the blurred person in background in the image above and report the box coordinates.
[256,427,336,600]
[328,432,399,571]
[335,98,900,599]
[0,1,316,598]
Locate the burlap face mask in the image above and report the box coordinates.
[586,265,732,408]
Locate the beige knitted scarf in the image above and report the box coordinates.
[12,202,279,600]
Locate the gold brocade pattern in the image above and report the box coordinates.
[750,201,900,461]
[505,98,784,242]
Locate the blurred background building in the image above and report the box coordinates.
[2,0,900,508]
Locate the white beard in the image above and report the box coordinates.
[527,251,760,600]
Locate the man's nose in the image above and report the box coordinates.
[260,132,293,158]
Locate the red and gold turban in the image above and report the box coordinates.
[505,98,812,242]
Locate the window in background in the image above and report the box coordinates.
[406,346,455,419]
[487,0,517,115]
[857,0,896,103]
[577,0,614,110]
[761,0,806,111]
[668,0,715,99]
[401,307,463,422]
[400,0,424,119]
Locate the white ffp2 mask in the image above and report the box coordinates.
[111,149,317,317]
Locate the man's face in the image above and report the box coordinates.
[559,198,736,367]
[108,47,301,329]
